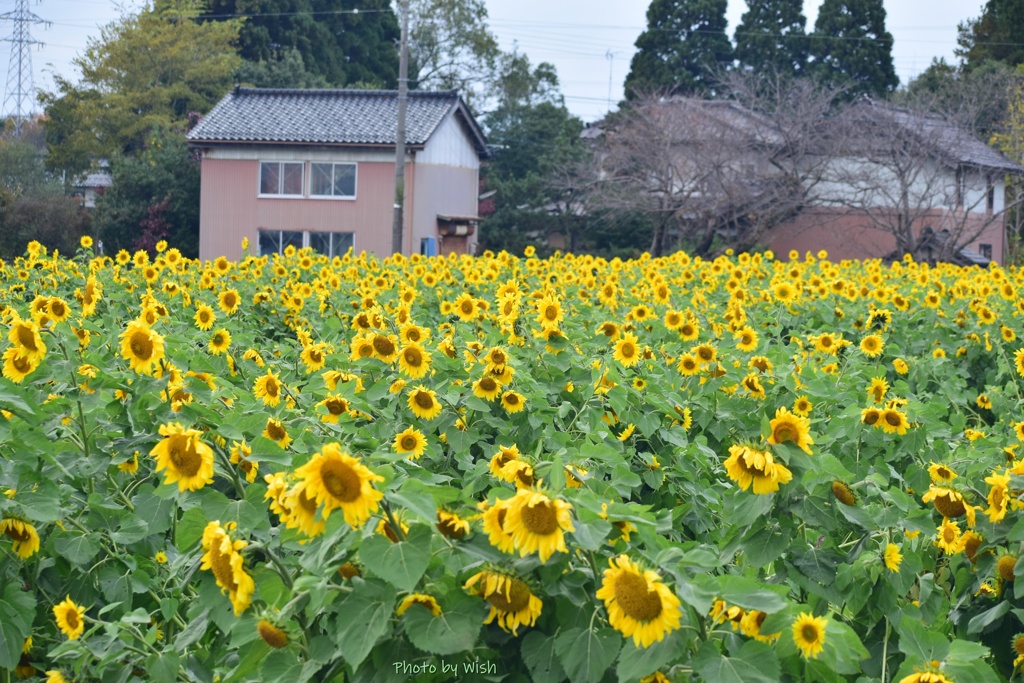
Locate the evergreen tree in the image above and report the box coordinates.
[809,0,898,97]
[624,0,733,97]
[956,0,1024,70]
[201,0,400,88]
[734,0,808,77]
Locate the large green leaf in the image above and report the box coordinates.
[693,640,780,683]
[53,530,101,564]
[616,630,685,682]
[896,617,950,662]
[522,631,566,683]
[554,626,621,683]
[717,576,788,613]
[0,583,34,670]
[359,524,432,592]
[401,593,483,655]
[334,579,396,670]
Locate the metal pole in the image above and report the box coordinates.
[391,0,409,255]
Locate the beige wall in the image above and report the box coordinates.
[410,163,480,254]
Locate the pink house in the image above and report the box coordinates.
[187,87,488,261]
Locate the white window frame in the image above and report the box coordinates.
[308,230,354,257]
[258,161,306,198]
[257,228,355,256]
[309,162,358,200]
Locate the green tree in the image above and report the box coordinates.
[624,0,733,97]
[40,0,242,176]
[202,0,399,87]
[809,0,898,97]
[234,47,329,88]
[734,0,808,77]
[92,128,201,257]
[957,0,1024,70]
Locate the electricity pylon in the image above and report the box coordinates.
[2,0,47,135]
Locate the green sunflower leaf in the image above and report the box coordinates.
[693,640,780,683]
[554,626,620,683]
[522,631,566,683]
[0,583,34,670]
[401,593,483,655]
[334,579,396,670]
[359,524,432,592]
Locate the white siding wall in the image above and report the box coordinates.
[418,114,480,169]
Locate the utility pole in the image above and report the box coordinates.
[2,0,47,136]
[391,0,409,255]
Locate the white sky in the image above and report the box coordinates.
[1,0,984,123]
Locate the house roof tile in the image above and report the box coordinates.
[187,87,487,154]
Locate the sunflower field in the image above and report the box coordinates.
[3,238,1024,683]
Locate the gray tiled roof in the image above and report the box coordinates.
[187,87,486,153]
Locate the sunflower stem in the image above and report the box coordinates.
[379,499,407,542]
[248,542,295,590]
[881,617,890,682]
[215,448,245,500]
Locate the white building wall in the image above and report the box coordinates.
[418,114,480,169]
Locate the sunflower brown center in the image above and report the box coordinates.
[51,301,66,317]
[130,331,153,360]
[519,500,559,535]
[326,399,347,416]
[64,608,80,630]
[358,343,373,358]
[884,412,902,427]
[620,343,636,358]
[543,305,558,321]
[460,301,474,314]
[479,377,497,392]
[486,577,531,612]
[266,422,286,441]
[4,523,29,543]
[504,394,520,406]
[934,492,965,518]
[209,541,239,591]
[863,411,880,426]
[320,460,361,502]
[613,571,663,621]
[401,435,418,450]
[404,349,423,366]
[168,436,203,477]
[223,294,237,308]
[264,378,279,397]
[12,356,31,373]
[373,336,395,356]
[942,526,957,544]
[414,392,435,409]
[773,424,795,443]
[801,624,820,644]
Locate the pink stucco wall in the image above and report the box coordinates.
[198,158,409,261]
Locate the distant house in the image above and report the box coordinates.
[186,87,488,261]
[70,161,112,209]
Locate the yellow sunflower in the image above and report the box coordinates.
[408,385,442,420]
[218,289,241,315]
[200,521,255,616]
[396,593,443,618]
[294,443,384,527]
[859,334,884,357]
[263,418,292,449]
[481,497,516,553]
[398,343,432,379]
[935,518,965,555]
[464,568,542,635]
[792,612,828,659]
[676,353,700,376]
[898,669,954,683]
[119,320,165,375]
[793,396,813,416]
[723,445,793,495]
[767,406,814,454]
[394,427,427,459]
[734,326,758,352]
[8,317,46,364]
[922,485,976,526]
[883,543,902,572]
[257,620,289,649]
[436,509,471,540]
[473,375,502,400]
[740,609,781,643]
[503,490,574,563]
[317,394,351,424]
[209,329,231,355]
[985,471,1011,523]
[879,408,910,435]
[2,347,39,384]
[0,517,40,558]
[53,596,86,640]
[868,377,888,404]
[501,390,526,414]
[613,333,641,368]
[596,554,682,648]
[193,304,215,331]
[535,295,563,330]
[928,462,957,485]
[253,369,284,407]
[149,422,215,492]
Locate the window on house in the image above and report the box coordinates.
[979,244,993,260]
[310,163,357,198]
[308,231,354,257]
[258,229,303,256]
[260,162,304,196]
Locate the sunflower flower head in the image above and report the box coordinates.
[596,554,682,648]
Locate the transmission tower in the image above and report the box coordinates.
[2,0,47,135]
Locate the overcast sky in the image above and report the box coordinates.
[1,0,984,123]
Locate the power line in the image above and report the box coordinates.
[2,0,49,134]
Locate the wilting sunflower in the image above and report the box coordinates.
[501,390,526,414]
[408,385,442,420]
[257,620,289,649]
[922,485,976,526]
[481,497,516,553]
[767,406,814,454]
[150,422,215,492]
[724,445,793,495]
[396,593,443,618]
[741,373,766,400]
[317,394,350,424]
[209,329,231,355]
[464,568,543,635]
[437,509,471,540]
[294,443,384,527]
[985,471,1011,523]
[503,490,574,562]
[398,343,431,379]
[867,377,888,404]
[119,320,165,375]
[613,333,641,368]
[394,427,427,459]
[0,517,40,558]
[200,521,255,616]
[53,596,86,640]
[596,554,682,648]
[928,462,957,485]
[831,481,857,506]
[253,369,284,407]
[792,612,828,659]
[883,543,902,572]
[8,316,46,364]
